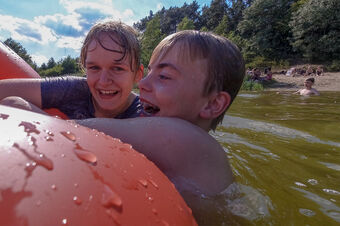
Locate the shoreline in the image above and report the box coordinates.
[265,72,340,92]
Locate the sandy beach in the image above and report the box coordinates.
[266,71,340,92]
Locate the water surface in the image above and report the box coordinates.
[203,91,340,225]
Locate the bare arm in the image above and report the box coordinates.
[76,117,233,196]
[0,78,43,107]
[293,89,301,94]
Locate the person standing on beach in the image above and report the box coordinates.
[294,77,320,96]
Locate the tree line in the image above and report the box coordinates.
[4,38,81,77]
[3,0,340,77]
[136,0,340,71]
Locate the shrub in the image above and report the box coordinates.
[327,60,340,72]
[240,77,264,91]
[39,65,63,77]
[245,56,274,70]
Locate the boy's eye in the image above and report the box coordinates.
[159,74,170,80]
[87,65,99,70]
[112,67,124,72]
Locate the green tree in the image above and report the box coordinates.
[200,26,209,32]
[158,6,183,35]
[238,0,295,61]
[181,1,201,29]
[141,15,164,67]
[47,57,56,69]
[61,56,79,74]
[134,2,201,33]
[201,0,227,30]
[177,17,195,31]
[39,63,47,71]
[133,10,154,32]
[290,0,340,62]
[4,38,36,70]
[290,0,309,12]
[227,0,249,31]
[39,65,63,77]
[214,14,229,36]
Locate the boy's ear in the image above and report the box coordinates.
[199,91,231,119]
[134,64,144,83]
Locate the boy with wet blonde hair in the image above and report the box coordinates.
[147,30,245,130]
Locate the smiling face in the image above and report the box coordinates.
[138,44,211,126]
[86,33,141,117]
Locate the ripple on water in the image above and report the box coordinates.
[237,93,260,99]
[319,161,340,171]
[299,208,316,217]
[292,186,340,223]
[221,115,340,148]
[222,183,273,221]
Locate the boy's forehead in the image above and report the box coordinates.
[88,33,122,52]
[152,44,206,68]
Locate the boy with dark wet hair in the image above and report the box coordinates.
[0,20,144,119]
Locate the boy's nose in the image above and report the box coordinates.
[98,70,112,84]
[138,75,152,92]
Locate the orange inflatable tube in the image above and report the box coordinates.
[0,42,197,225]
[0,41,68,119]
[0,41,40,79]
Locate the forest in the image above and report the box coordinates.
[4,0,340,77]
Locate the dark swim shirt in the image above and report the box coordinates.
[41,76,143,119]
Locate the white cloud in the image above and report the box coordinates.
[56,36,83,51]
[59,0,136,24]
[31,54,49,66]
[0,15,57,44]
[35,13,82,32]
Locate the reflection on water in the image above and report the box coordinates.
[202,91,340,225]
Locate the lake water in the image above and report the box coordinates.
[199,91,340,225]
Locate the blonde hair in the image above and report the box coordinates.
[151,30,245,130]
[80,20,140,73]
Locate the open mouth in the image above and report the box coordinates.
[142,102,160,116]
[98,89,118,97]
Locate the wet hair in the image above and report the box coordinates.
[305,77,315,83]
[150,30,245,130]
[80,20,140,73]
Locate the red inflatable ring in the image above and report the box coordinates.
[0,42,197,225]
[0,41,40,79]
[0,41,69,119]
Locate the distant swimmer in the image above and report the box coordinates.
[294,77,320,96]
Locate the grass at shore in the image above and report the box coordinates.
[240,75,277,91]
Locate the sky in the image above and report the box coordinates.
[0,0,211,66]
